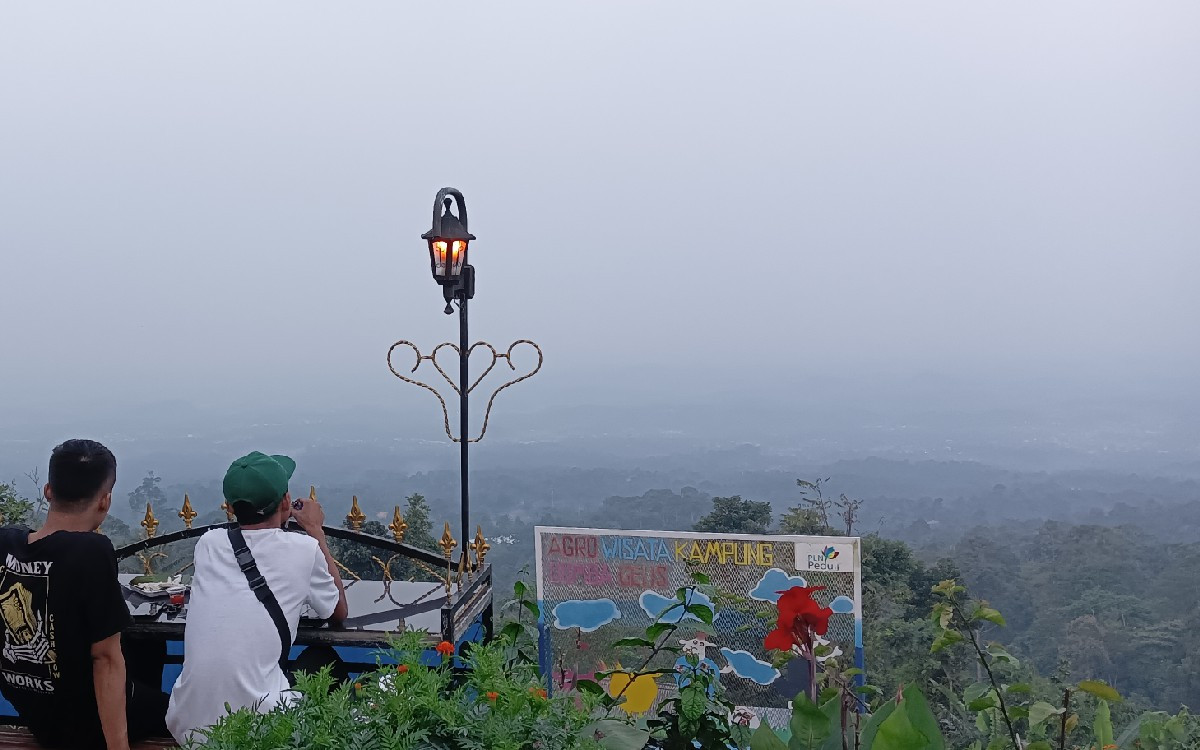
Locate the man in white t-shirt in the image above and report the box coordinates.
[165,452,348,745]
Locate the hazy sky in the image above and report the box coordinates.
[2,1,1197,424]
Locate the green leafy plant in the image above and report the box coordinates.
[929,579,1142,750]
[194,613,601,749]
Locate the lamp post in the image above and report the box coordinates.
[422,188,476,549]
[391,188,541,578]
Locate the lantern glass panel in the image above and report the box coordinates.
[450,240,468,276]
[431,240,449,277]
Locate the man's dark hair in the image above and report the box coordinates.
[232,500,283,526]
[48,439,117,503]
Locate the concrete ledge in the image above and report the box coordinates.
[0,726,177,748]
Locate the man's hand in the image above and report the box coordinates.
[291,497,326,535]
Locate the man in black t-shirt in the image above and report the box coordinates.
[0,439,168,749]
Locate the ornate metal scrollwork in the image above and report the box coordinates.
[386,339,543,443]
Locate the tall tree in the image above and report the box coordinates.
[777,507,837,536]
[401,493,437,552]
[0,481,34,526]
[693,495,771,535]
[128,471,168,515]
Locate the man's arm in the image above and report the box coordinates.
[291,499,349,625]
[91,633,130,750]
[310,528,348,625]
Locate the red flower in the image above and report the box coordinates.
[529,687,547,699]
[397,664,409,674]
[436,641,456,656]
[486,691,499,702]
[763,586,834,654]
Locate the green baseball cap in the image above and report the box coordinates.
[222,451,296,514]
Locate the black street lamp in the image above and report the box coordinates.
[389,188,541,574]
[422,188,476,549]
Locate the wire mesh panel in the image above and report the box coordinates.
[534,527,863,729]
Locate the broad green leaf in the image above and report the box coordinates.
[586,720,652,750]
[858,701,895,750]
[1005,683,1032,695]
[900,685,946,750]
[611,637,655,649]
[986,643,1018,665]
[930,630,963,653]
[974,710,991,734]
[521,599,540,618]
[788,693,832,750]
[679,685,706,721]
[931,602,953,629]
[967,691,999,712]
[691,571,711,585]
[731,723,753,750]
[686,603,715,625]
[645,622,673,641]
[873,694,931,750]
[750,724,789,750]
[574,679,606,697]
[962,683,991,703]
[679,714,700,738]
[1028,701,1065,727]
[1094,699,1114,748]
[971,604,1006,627]
[1064,713,1079,733]
[512,580,527,598]
[932,579,965,597]
[1077,679,1123,703]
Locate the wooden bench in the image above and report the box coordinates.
[0,726,176,748]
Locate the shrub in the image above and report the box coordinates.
[192,631,602,750]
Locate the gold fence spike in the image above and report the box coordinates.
[347,495,366,531]
[309,486,317,502]
[472,525,491,570]
[221,501,235,521]
[438,522,456,596]
[140,503,159,538]
[178,494,198,529]
[389,506,408,543]
[438,522,457,558]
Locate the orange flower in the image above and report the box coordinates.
[486,691,499,702]
[354,682,363,691]
[529,687,547,699]
[397,664,409,674]
[436,641,456,656]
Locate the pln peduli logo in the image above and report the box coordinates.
[795,541,854,572]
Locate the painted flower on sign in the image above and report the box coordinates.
[763,585,834,657]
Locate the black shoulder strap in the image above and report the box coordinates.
[227,527,291,677]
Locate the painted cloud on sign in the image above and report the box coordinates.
[719,648,781,685]
[639,590,715,624]
[829,595,856,614]
[552,599,622,632]
[749,568,808,602]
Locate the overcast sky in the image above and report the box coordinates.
[1,1,1197,426]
